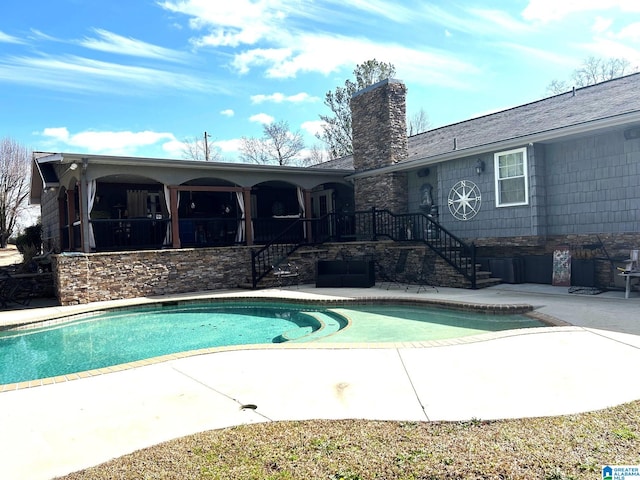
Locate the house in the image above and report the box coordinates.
[346,74,640,288]
[31,73,640,304]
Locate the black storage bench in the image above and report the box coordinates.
[316,260,375,288]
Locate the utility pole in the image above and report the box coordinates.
[204,131,210,161]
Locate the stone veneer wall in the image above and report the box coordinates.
[52,241,471,304]
[351,79,409,214]
[53,246,253,305]
[354,173,408,213]
[473,232,640,288]
[289,242,465,289]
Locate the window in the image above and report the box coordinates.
[494,147,528,207]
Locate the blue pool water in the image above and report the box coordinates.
[0,301,544,385]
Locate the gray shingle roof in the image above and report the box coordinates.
[313,72,640,172]
[408,72,640,161]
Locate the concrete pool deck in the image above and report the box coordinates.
[1,283,639,480]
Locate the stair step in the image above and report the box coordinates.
[475,270,493,279]
[475,277,502,288]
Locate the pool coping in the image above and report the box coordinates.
[0,295,570,393]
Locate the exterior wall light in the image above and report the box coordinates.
[475,159,485,175]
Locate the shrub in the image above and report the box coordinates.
[15,224,42,254]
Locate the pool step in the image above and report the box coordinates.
[288,311,344,342]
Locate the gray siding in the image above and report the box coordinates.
[412,130,639,239]
[432,146,539,239]
[545,130,640,234]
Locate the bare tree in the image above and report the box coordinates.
[301,144,328,166]
[240,120,305,166]
[408,108,431,136]
[0,137,31,248]
[317,59,396,159]
[546,56,637,94]
[181,132,222,162]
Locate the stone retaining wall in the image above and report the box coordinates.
[52,242,469,305]
[53,247,252,305]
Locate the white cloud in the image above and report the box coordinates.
[220,109,235,117]
[0,54,225,94]
[41,127,179,156]
[160,1,478,88]
[251,92,318,104]
[301,120,326,136]
[232,32,477,89]
[249,113,274,124]
[159,0,280,47]
[522,0,640,23]
[213,138,242,153]
[578,37,640,66]
[496,42,576,66]
[0,30,25,44]
[592,16,614,34]
[467,8,534,33]
[616,22,640,41]
[419,4,532,37]
[161,139,188,158]
[79,29,189,62]
[42,127,70,142]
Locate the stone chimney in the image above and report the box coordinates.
[350,78,408,213]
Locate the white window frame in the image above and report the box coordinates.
[494,147,529,207]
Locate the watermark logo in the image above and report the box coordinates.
[603,465,640,480]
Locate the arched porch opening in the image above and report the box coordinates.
[87,175,168,252]
[309,182,355,240]
[251,180,307,244]
[175,178,245,247]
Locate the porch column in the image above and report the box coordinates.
[304,189,313,243]
[170,187,180,248]
[79,166,92,253]
[66,189,76,251]
[243,187,253,246]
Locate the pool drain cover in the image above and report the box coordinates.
[240,404,258,411]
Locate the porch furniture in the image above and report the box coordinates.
[273,262,299,288]
[376,249,409,290]
[316,260,374,288]
[619,250,640,299]
[408,253,439,294]
[618,272,640,299]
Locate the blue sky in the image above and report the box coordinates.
[1,0,639,162]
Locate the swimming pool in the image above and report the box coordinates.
[0,300,545,385]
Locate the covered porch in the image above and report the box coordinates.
[31,153,354,254]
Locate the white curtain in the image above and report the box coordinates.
[163,185,172,246]
[87,180,97,249]
[296,187,306,239]
[235,191,245,243]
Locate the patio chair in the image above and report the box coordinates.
[377,250,409,290]
[272,261,299,288]
[409,253,439,293]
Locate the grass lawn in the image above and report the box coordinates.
[59,400,640,479]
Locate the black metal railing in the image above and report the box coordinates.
[90,218,170,251]
[251,219,311,287]
[370,209,477,288]
[178,217,238,247]
[250,208,477,289]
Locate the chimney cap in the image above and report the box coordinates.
[351,78,405,99]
